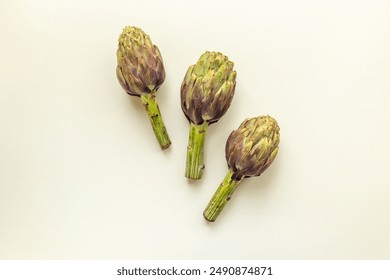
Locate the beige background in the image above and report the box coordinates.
[1,0,389,259]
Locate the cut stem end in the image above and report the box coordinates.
[140,93,171,150]
[185,122,208,179]
[203,169,241,222]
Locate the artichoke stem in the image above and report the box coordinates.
[185,122,208,179]
[140,93,171,150]
[203,169,242,222]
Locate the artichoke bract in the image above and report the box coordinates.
[203,116,280,222]
[116,26,171,149]
[181,51,236,179]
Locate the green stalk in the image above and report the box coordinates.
[185,122,208,179]
[140,93,171,150]
[203,169,242,222]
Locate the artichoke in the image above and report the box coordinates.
[116,26,171,149]
[181,51,236,179]
[203,116,280,222]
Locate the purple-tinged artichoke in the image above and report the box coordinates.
[203,115,280,222]
[181,51,236,179]
[116,26,171,149]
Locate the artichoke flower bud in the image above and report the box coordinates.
[181,51,237,179]
[181,51,236,125]
[203,116,280,222]
[116,26,171,150]
[116,26,166,96]
[226,115,280,180]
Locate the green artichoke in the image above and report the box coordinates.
[181,51,236,179]
[116,26,171,149]
[203,115,280,222]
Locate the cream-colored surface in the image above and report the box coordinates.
[1,0,389,259]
